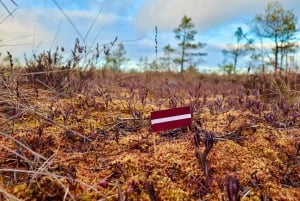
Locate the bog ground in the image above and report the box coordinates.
[0,70,299,200]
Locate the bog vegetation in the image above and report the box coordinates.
[0,1,300,200]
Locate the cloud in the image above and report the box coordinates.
[0,9,53,59]
[132,0,245,33]
[133,0,300,34]
[0,4,121,62]
[131,0,300,68]
[1,0,300,68]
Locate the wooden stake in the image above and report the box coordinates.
[153,133,157,158]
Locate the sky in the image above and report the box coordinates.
[0,0,300,72]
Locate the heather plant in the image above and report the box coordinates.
[223,174,240,201]
[282,142,300,187]
[23,37,116,95]
[138,86,148,109]
[194,131,214,181]
[188,82,202,113]
[24,46,67,90]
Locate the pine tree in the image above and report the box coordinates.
[174,15,206,72]
[105,43,129,71]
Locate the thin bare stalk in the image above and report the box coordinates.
[0,131,46,161]
[0,187,22,201]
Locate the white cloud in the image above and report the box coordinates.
[131,0,300,68]
[0,9,53,59]
[133,0,300,34]
[1,0,300,68]
[133,0,249,33]
[0,5,120,62]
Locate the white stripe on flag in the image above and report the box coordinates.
[151,114,191,125]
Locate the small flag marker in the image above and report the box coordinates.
[150,106,192,132]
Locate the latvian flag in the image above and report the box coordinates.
[150,106,192,132]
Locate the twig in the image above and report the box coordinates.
[0,168,76,200]
[32,109,92,142]
[194,122,259,142]
[106,122,123,132]
[33,146,60,179]
[0,131,46,161]
[0,144,34,167]
[117,180,124,201]
[0,0,14,16]
[0,187,22,201]
[146,181,158,201]
[117,117,149,121]
[52,0,85,43]
[0,168,104,198]
[0,7,17,24]
[63,187,69,201]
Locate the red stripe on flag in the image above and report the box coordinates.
[151,106,191,119]
[150,106,192,132]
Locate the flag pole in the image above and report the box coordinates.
[153,133,157,158]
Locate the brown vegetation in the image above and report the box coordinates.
[0,65,300,200]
